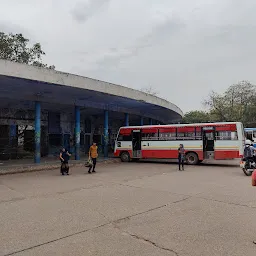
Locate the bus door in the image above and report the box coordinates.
[132,130,142,158]
[202,127,215,159]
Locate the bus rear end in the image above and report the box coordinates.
[236,122,245,158]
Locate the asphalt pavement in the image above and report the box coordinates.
[1,160,256,256]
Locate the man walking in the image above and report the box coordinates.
[88,142,98,173]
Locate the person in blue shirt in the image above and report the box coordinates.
[60,147,71,175]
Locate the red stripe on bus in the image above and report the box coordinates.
[115,149,239,160]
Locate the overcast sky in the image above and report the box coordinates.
[1,0,256,113]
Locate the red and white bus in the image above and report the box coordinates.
[114,122,244,164]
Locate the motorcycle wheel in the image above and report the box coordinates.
[243,168,252,176]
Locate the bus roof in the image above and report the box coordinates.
[119,122,242,130]
[244,128,256,131]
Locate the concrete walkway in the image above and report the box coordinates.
[0,156,120,175]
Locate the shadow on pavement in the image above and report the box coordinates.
[135,159,239,168]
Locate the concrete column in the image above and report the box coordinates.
[34,101,41,164]
[75,106,80,160]
[125,113,129,126]
[10,124,16,140]
[140,117,144,126]
[10,124,17,159]
[104,110,109,158]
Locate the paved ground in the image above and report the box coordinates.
[1,160,256,256]
[0,156,119,175]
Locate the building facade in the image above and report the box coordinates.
[0,60,183,163]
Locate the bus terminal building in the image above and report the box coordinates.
[0,60,183,163]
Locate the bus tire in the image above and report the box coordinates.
[186,152,199,165]
[120,152,130,162]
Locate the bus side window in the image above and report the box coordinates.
[184,132,196,140]
[177,132,185,140]
[231,132,238,140]
[216,131,237,140]
[216,131,228,140]
[253,131,256,141]
[159,132,176,141]
[246,131,253,141]
[177,127,195,140]
[117,135,123,141]
[117,135,131,141]
[196,131,202,140]
[158,128,176,140]
[177,132,196,140]
[142,132,158,140]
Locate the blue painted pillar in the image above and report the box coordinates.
[34,101,41,163]
[140,117,144,126]
[125,113,129,126]
[10,124,17,157]
[149,118,153,125]
[10,124,16,139]
[75,106,80,160]
[104,110,109,158]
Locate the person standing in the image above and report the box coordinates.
[178,144,185,171]
[60,148,71,175]
[88,142,98,173]
[252,170,256,244]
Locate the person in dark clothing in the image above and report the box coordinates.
[60,148,71,175]
[178,144,185,171]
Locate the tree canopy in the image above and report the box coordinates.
[182,110,210,124]
[183,80,256,127]
[0,32,55,69]
[204,81,256,126]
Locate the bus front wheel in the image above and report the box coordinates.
[186,152,199,165]
[120,152,130,162]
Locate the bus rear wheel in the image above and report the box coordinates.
[186,152,199,165]
[120,152,130,162]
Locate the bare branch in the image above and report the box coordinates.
[140,86,159,96]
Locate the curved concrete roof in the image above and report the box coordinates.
[0,60,183,123]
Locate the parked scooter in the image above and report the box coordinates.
[240,158,255,176]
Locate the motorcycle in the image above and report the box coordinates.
[240,158,255,176]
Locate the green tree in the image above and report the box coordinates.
[182,110,210,123]
[0,32,55,69]
[204,81,256,126]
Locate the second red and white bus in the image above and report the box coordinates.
[114,122,244,164]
